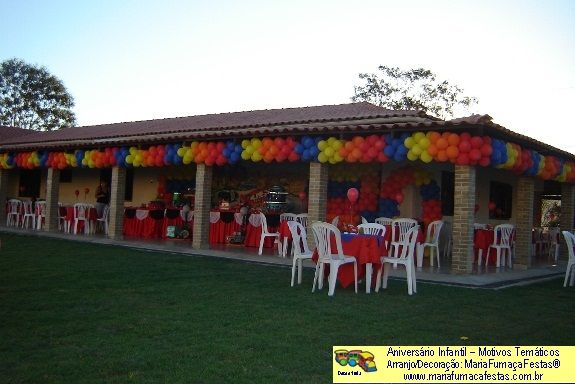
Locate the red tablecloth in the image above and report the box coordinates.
[65,206,98,233]
[123,208,165,238]
[312,233,387,289]
[244,213,280,248]
[209,211,242,245]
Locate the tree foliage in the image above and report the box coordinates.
[0,58,76,130]
[352,66,478,119]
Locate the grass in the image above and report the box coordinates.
[1,233,574,383]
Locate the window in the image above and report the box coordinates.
[18,169,42,198]
[441,171,454,216]
[489,181,512,219]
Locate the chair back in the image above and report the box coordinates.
[357,223,386,237]
[287,221,311,256]
[549,227,560,245]
[493,224,514,247]
[361,216,368,224]
[375,217,393,226]
[295,213,308,227]
[331,216,339,227]
[396,226,419,260]
[426,220,444,244]
[392,218,417,242]
[258,212,271,234]
[102,205,110,221]
[74,203,90,220]
[562,231,575,262]
[311,221,346,262]
[280,213,297,222]
[8,199,22,214]
[22,200,34,215]
[35,201,46,217]
[474,223,488,230]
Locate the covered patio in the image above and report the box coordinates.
[1,102,574,282]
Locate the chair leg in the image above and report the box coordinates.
[416,244,424,268]
[382,263,390,289]
[318,263,325,290]
[312,264,320,292]
[291,257,297,287]
[328,263,339,296]
[297,259,303,284]
[564,265,571,287]
[435,245,440,268]
[258,236,265,255]
[406,263,413,295]
[375,265,383,292]
[282,238,289,258]
[353,262,357,294]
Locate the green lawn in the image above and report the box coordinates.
[1,233,574,383]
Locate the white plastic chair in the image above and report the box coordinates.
[58,203,68,232]
[389,218,418,259]
[375,217,393,226]
[361,216,368,224]
[487,224,514,267]
[287,221,313,287]
[561,231,575,287]
[96,205,110,235]
[474,223,488,230]
[357,223,386,237]
[548,227,560,263]
[417,220,444,268]
[376,226,419,295]
[280,213,297,257]
[6,199,22,227]
[257,212,281,256]
[295,213,308,228]
[311,221,357,296]
[73,203,91,234]
[21,201,36,229]
[35,201,46,230]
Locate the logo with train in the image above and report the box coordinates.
[334,349,377,372]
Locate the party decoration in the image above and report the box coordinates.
[347,188,359,204]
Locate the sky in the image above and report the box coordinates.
[1,0,574,152]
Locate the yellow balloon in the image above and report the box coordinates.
[414,132,426,142]
[411,145,423,156]
[251,138,262,149]
[420,152,433,163]
[317,140,327,151]
[404,137,415,149]
[407,151,419,161]
[241,139,251,149]
[419,137,430,150]
[327,137,337,146]
[251,151,262,162]
[318,152,328,163]
[331,140,343,151]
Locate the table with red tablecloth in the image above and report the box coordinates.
[123,208,165,238]
[209,211,243,245]
[312,233,388,293]
[162,208,194,239]
[473,228,516,266]
[244,213,280,248]
[64,206,98,233]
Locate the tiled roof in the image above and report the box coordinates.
[0,126,34,141]
[0,102,573,161]
[0,102,431,148]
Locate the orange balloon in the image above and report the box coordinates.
[352,136,364,146]
[427,131,441,143]
[262,138,273,148]
[437,150,449,162]
[447,133,460,146]
[436,138,448,150]
[351,148,362,159]
[446,145,459,159]
[427,144,438,156]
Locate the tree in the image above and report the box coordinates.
[352,66,478,119]
[0,58,76,130]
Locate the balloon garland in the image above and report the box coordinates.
[1,132,574,183]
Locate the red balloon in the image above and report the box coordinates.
[488,201,496,211]
[395,192,404,204]
[347,188,359,203]
[75,189,80,197]
[84,187,90,194]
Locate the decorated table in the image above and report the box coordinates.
[209,211,243,244]
[473,228,516,266]
[162,208,194,239]
[123,208,165,238]
[312,233,388,293]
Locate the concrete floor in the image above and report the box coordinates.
[1,226,567,290]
